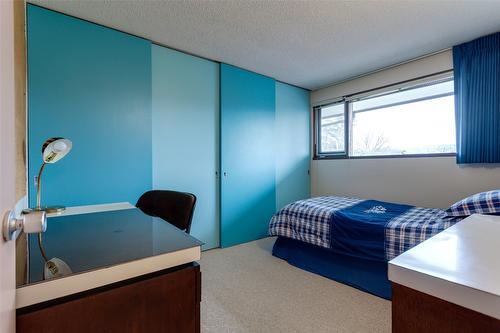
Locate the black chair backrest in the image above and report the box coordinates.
[136,190,196,233]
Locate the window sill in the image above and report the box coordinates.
[313,153,456,160]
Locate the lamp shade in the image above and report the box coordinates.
[42,137,72,163]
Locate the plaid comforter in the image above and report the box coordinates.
[269,196,461,261]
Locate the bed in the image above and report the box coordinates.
[268,196,463,299]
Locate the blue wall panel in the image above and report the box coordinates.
[275,82,311,209]
[152,45,219,250]
[27,5,152,207]
[220,64,276,247]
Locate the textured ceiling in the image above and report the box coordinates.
[29,0,500,90]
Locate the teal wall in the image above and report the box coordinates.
[27,5,311,250]
[220,64,276,247]
[275,82,311,209]
[27,5,152,207]
[151,45,220,250]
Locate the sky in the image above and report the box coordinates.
[352,95,456,152]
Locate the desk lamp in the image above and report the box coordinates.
[30,137,73,280]
[34,137,72,213]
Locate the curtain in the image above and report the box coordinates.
[453,32,500,164]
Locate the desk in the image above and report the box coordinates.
[389,214,500,332]
[16,203,203,333]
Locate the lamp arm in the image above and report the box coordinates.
[36,162,46,210]
[37,233,50,263]
[36,163,51,263]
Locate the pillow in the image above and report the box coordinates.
[446,190,500,217]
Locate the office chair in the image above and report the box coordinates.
[136,190,197,234]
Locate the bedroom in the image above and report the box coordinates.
[1,1,500,332]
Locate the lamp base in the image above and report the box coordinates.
[23,206,66,214]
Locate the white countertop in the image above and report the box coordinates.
[47,202,136,217]
[389,214,500,319]
[17,203,201,309]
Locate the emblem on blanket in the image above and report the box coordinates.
[365,205,387,214]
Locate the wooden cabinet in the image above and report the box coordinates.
[389,215,500,333]
[392,283,500,333]
[17,263,201,333]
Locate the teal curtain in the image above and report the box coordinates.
[453,32,500,164]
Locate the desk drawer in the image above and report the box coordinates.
[18,263,201,333]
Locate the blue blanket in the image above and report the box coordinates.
[269,196,460,261]
[330,200,413,261]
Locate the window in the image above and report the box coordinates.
[318,102,346,155]
[315,75,456,159]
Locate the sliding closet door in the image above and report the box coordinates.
[275,82,311,209]
[27,5,152,207]
[152,45,219,250]
[220,64,276,247]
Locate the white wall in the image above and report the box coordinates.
[310,50,500,209]
[312,50,453,106]
[311,157,500,208]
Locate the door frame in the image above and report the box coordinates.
[0,0,27,331]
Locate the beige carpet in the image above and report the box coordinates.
[199,237,391,333]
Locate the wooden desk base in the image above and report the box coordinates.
[17,263,201,333]
[392,283,500,333]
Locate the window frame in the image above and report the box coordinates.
[314,101,349,158]
[313,72,457,160]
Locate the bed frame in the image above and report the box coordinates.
[272,236,392,299]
